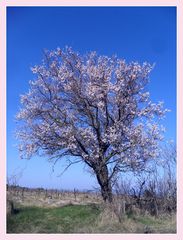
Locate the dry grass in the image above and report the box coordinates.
[7,186,102,208]
[85,211,176,233]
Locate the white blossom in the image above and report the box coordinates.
[16,47,167,176]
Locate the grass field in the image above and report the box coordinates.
[7,204,100,233]
[7,203,176,233]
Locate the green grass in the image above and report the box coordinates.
[7,203,176,233]
[127,214,176,233]
[7,204,100,233]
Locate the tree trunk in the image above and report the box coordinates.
[95,164,113,203]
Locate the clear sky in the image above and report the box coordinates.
[7,7,176,190]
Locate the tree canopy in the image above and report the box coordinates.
[16,47,167,202]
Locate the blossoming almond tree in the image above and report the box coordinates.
[16,47,167,203]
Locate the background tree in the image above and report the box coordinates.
[16,47,167,203]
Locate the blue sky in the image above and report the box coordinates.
[7,7,176,190]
